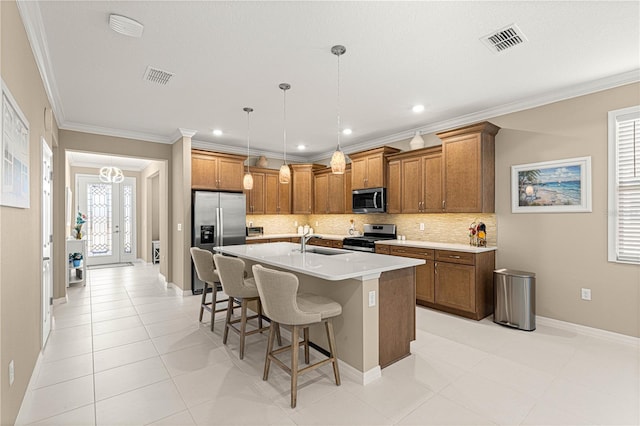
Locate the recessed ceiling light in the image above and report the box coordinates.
[109,14,144,38]
[412,104,425,113]
[342,128,352,135]
[297,144,306,151]
[212,129,223,136]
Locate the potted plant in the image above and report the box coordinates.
[69,252,83,267]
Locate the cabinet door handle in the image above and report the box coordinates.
[442,200,445,210]
[435,262,438,272]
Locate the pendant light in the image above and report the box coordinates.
[278,83,291,184]
[242,107,254,190]
[330,45,347,174]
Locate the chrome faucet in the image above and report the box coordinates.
[301,232,322,253]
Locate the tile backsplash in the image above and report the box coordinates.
[247,213,497,246]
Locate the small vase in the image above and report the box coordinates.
[76,231,82,240]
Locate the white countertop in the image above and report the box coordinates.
[246,233,348,241]
[215,242,424,281]
[376,239,497,253]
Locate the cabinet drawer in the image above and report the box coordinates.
[435,250,475,265]
[375,244,391,254]
[268,237,292,243]
[390,246,435,260]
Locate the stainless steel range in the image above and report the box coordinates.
[342,224,397,252]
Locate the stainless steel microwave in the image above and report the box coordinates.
[352,187,386,213]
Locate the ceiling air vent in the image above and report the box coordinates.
[143,66,174,85]
[481,24,527,53]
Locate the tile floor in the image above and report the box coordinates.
[16,262,640,425]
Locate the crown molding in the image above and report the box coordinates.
[177,128,198,138]
[191,139,308,163]
[308,69,640,162]
[16,0,65,127]
[61,121,173,144]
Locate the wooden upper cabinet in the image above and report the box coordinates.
[291,164,323,214]
[314,168,346,214]
[437,122,499,213]
[386,146,442,214]
[344,167,352,214]
[191,149,246,191]
[264,172,291,215]
[386,160,401,214]
[245,171,266,214]
[245,168,291,215]
[349,146,400,190]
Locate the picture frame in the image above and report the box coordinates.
[1,78,30,209]
[511,156,592,213]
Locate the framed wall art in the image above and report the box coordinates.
[511,156,592,213]
[1,79,30,209]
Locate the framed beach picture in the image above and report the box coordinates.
[1,79,30,209]
[511,156,592,213]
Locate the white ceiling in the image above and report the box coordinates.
[66,151,152,172]
[19,1,640,161]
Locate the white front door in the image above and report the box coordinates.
[77,175,136,265]
[42,139,53,347]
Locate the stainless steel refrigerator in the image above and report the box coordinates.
[192,191,246,294]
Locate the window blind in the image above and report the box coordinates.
[611,108,640,264]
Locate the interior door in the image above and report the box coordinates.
[77,175,136,265]
[41,139,53,347]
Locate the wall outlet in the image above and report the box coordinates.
[177,223,182,231]
[368,290,376,307]
[581,288,592,301]
[9,360,14,386]
[419,223,425,231]
[315,221,319,227]
[294,221,298,227]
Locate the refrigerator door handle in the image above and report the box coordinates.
[215,207,221,246]
[219,208,224,246]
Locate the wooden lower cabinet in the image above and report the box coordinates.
[308,238,343,248]
[378,267,415,368]
[377,245,495,320]
[245,237,299,244]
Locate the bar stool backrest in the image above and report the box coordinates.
[190,247,218,284]
[252,264,320,325]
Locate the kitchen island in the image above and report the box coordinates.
[215,242,424,384]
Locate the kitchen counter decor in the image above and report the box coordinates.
[468,219,487,247]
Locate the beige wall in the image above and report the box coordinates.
[491,83,640,338]
[140,161,167,271]
[171,136,192,291]
[0,1,57,423]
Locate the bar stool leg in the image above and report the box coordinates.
[223,298,233,344]
[275,323,282,346]
[263,321,276,381]
[257,299,264,331]
[325,319,341,386]
[303,327,310,364]
[239,299,248,360]
[290,325,299,409]
[199,281,209,322]
[210,285,218,332]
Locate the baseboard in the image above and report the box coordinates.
[53,295,68,305]
[166,281,191,296]
[536,315,639,346]
[15,350,45,425]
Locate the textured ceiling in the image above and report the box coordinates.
[21,1,640,161]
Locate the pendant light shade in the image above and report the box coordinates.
[278,83,291,184]
[243,107,254,190]
[331,45,347,174]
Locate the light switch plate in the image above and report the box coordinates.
[368,290,376,307]
[177,223,182,231]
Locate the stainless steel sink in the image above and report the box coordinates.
[295,247,350,256]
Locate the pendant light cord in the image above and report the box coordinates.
[283,87,287,165]
[244,107,253,173]
[336,51,341,151]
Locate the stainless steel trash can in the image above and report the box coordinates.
[494,269,536,331]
